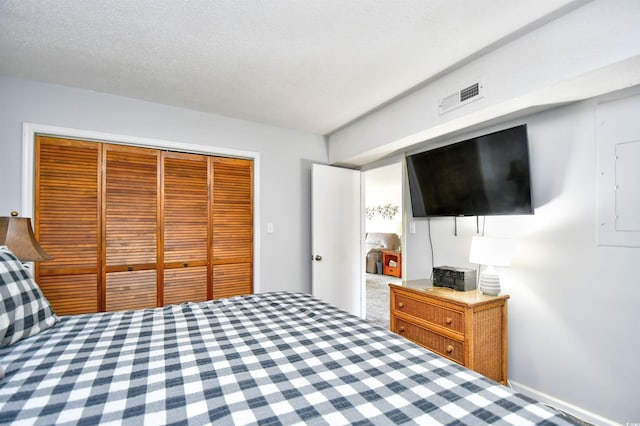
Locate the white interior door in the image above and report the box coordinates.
[311,164,362,316]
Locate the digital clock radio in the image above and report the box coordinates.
[432,266,477,291]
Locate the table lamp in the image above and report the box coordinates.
[0,211,53,262]
[468,236,513,296]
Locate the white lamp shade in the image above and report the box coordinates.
[469,236,513,267]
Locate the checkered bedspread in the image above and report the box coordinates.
[0,291,575,425]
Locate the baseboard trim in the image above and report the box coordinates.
[508,380,617,426]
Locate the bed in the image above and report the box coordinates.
[0,247,577,425]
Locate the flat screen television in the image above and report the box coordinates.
[406,124,533,217]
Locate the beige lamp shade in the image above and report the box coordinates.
[0,213,53,262]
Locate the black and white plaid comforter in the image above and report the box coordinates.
[0,291,575,425]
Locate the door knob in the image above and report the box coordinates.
[314,255,323,261]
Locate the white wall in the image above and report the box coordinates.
[403,89,640,424]
[328,0,640,167]
[0,76,327,294]
[364,163,402,235]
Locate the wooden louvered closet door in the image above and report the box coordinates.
[163,152,210,305]
[35,136,101,315]
[103,144,159,312]
[211,157,253,298]
[34,136,253,315]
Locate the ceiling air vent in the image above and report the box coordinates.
[439,81,483,115]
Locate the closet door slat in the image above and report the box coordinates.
[212,263,252,299]
[106,270,157,312]
[104,145,159,268]
[164,267,208,305]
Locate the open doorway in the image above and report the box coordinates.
[363,162,402,329]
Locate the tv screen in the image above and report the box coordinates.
[406,124,533,217]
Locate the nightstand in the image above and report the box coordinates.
[389,279,508,384]
[382,250,401,278]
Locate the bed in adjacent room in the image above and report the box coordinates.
[0,246,576,425]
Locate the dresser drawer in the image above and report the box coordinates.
[384,265,400,277]
[393,294,463,333]
[395,318,464,364]
[389,282,509,384]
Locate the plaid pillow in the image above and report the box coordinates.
[0,246,58,348]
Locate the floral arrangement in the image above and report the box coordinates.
[365,204,399,220]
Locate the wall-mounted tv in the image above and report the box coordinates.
[406,124,534,217]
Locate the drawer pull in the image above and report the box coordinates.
[398,302,405,308]
[398,326,405,333]
[445,317,452,325]
[446,345,454,354]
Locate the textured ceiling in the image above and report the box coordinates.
[0,0,581,134]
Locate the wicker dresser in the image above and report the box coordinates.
[389,280,509,384]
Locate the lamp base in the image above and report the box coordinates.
[479,268,501,296]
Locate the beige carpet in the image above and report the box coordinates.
[365,273,401,329]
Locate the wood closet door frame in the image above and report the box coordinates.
[21,123,261,307]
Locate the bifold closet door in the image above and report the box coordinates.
[35,136,101,315]
[103,144,160,311]
[163,152,210,305]
[211,157,253,298]
[35,138,254,314]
